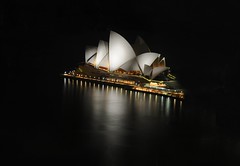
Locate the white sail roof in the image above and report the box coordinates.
[159,57,166,67]
[109,31,137,71]
[136,52,160,73]
[120,58,140,71]
[88,54,96,65]
[84,31,171,79]
[85,46,97,63]
[151,66,169,79]
[98,53,109,68]
[144,64,152,76]
[95,40,108,68]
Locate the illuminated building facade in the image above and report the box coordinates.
[85,31,170,80]
[64,30,184,99]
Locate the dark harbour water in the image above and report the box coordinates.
[5,72,240,166]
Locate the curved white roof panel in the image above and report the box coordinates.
[85,46,97,63]
[151,66,169,79]
[159,57,166,67]
[88,54,96,65]
[136,52,160,73]
[99,53,109,68]
[95,40,108,68]
[144,64,152,76]
[120,58,140,71]
[109,31,136,71]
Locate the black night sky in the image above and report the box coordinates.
[4,1,240,91]
[4,0,240,165]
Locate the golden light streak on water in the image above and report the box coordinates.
[154,95,158,114]
[129,91,132,100]
[173,99,176,111]
[165,97,170,117]
[148,94,152,109]
[161,96,164,111]
[137,92,140,100]
[64,78,67,85]
[143,93,146,103]
[180,100,183,111]
[101,84,104,92]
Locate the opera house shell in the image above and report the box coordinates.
[85,31,170,80]
[63,30,184,99]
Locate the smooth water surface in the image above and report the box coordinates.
[59,78,236,165]
[7,75,240,166]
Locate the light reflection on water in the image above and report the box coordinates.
[62,78,185,164]
[63,78,183,119]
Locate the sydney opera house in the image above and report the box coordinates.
[63,31,184,99]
